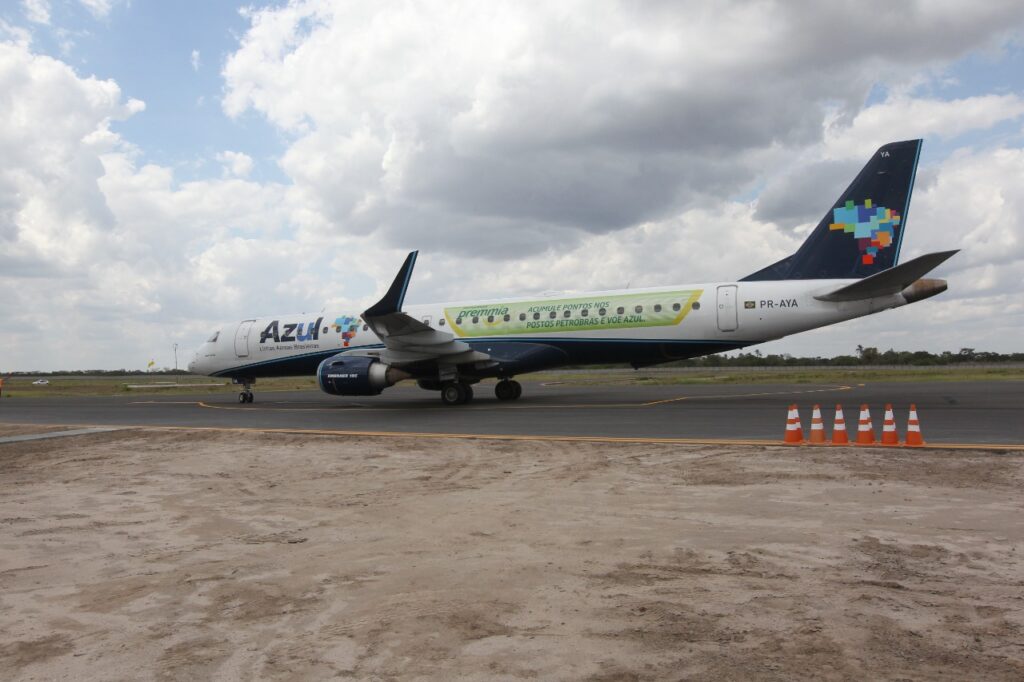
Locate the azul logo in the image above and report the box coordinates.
[829,199,900,265]
[260,316,324,344]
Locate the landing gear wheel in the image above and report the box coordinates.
[440,382,472,406]
[441,382,464,406]
[238,391,254,403]
[496,380,522,401]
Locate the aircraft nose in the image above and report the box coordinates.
[187,352,199,373]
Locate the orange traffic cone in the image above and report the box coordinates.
[905,404,925,446]
[855,404,875,445]
[808,404,826,444]
[881,404,899,446]
[784,404,804,444]
[832,404,849,445]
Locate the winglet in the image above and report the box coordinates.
[364,251,418,317]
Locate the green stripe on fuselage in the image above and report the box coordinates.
[443,289,703,338]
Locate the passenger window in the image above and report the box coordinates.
[598,308,606,316]
[503,314,511,322]
[672,303,681,312]
[654,304,662,312]
[487,315,494,323]
[549,311,556,319]
[519,313,526,321]
[692,302,701,311]
[456,317,463,325]
[533,312,541,320]
[581,309,588,317]
[617,307,624,315]
[635,305,643,313]
[563,310,571,318]
[472,316,480,323]
[439,319,445,326]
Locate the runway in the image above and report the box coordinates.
[2,379,1022,446]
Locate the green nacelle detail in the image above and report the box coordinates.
[444,289,704,338]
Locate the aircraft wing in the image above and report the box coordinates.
[814,250,959,302]
[359,252,491,367]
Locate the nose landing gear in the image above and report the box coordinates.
[232,378,255,403]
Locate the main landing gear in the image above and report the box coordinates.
[494,379,522,401]
[436,378,521,406]
[440,381,474,406]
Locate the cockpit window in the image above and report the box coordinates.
[206,331,220,343]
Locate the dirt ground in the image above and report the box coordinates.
[1,427,1023,681]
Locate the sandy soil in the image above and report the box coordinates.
[1,428,1023,681]
[0,424,92,438]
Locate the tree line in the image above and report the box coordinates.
[3,348,1023,376]
[671,347,1024,368]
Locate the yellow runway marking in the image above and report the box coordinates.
[4,421,1021,451]
[192,384,856,413]
[641,385,854,406]
[147,426,1024,450]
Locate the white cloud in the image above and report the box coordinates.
[221,0,1024,259]
[22,0,51,25]
[215,150,253,177]
[4,4,1024,370]
[0,38,348,369]
[0,19,33,47]
[190,48,200,72]
[77,0,116,19]
[824,94,1024,159]
[904,146,1024,276]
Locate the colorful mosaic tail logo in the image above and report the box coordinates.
[829,199,900,265]
[332,316,360,347]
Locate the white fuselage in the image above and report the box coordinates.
[188,278,905,378]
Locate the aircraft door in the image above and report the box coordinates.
[716,286,738,332]
[234,320,256,357]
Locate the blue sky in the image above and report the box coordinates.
[12,0,287,182]
[1,1,1023,370]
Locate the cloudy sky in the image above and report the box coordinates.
[2,1,1023,371]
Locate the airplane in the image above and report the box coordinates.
[188,139,957,406]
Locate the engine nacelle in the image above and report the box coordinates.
[316,354,408,396]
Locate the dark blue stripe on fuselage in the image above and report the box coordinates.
[212,337,750,379]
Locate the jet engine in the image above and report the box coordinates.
[316,354,409,396]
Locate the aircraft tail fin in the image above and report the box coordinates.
[742,139,922,281]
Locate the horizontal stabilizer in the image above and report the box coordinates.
[814,250,959,302]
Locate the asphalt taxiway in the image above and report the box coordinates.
[1,380,1022,446]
